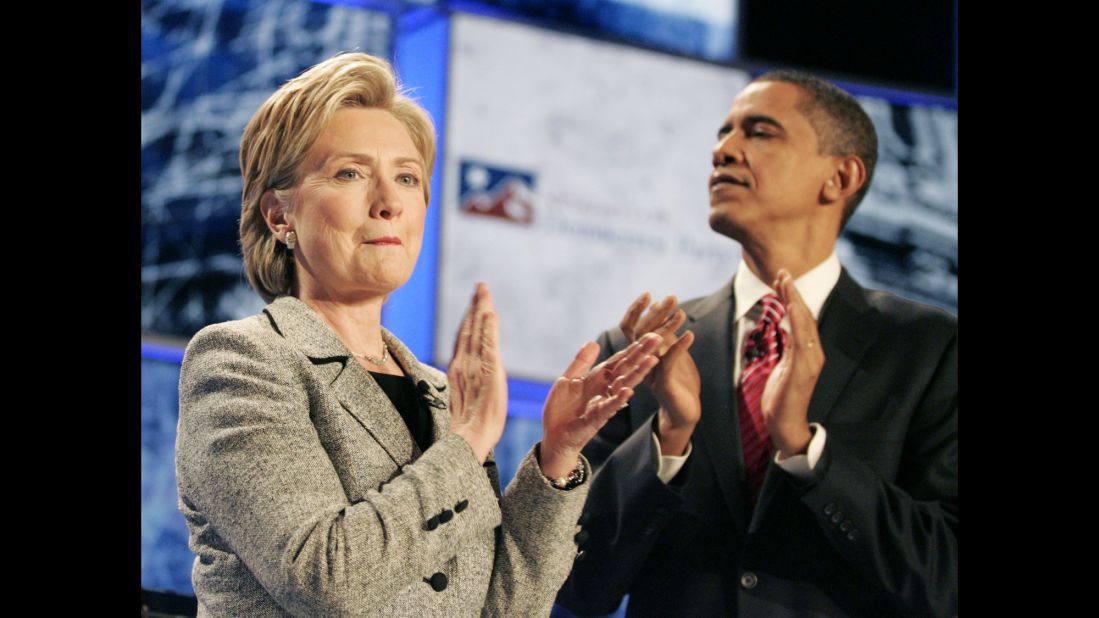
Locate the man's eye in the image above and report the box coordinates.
[748,130,773,138]
[398,173,420,187]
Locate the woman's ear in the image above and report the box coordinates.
[260,189,293,241]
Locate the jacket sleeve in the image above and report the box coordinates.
[793,329,958,617]
[555,329,686,616]
[175,322,503,617]
[480,446,592,617]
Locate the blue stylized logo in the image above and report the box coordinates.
[458,160,536,225]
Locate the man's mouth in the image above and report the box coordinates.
[710,172,749,189]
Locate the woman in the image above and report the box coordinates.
[174,52,660,617]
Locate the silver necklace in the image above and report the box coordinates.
[351,341,389,365]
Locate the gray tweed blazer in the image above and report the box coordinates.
[175,296,590,617]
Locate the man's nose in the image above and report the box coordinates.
[712,133,744,168]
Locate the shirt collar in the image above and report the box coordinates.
[733,251,841,323]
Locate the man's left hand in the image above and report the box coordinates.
[761,269,825,458]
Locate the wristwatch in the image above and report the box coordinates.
[547,456,586,490]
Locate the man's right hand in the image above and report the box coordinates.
[620,293,701,456]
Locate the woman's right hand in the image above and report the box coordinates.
[448,282,508,463]
[539,334,661,479]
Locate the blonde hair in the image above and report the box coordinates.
[239,52,436,303]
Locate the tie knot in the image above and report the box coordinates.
[754,293,786,325]
[743,294,787,364]
[742,290,786,362]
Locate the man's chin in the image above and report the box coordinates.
[708,211,746,242]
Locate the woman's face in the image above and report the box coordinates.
[286,107,428,303]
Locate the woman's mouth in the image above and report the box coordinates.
[365,236,402,245]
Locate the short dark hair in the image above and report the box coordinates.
[752,69,878,228]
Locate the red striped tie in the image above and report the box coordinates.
[737,294,787,504]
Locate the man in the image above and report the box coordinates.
[555,71,957,617]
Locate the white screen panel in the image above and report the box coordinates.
[437,13,749,380]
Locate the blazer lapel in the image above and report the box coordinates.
[383,337,504,497]
[382,330,452,446]
[686,280,752,534]
[263,297,417,467]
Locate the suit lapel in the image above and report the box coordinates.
[263,297,428,467]
[686,280,752,533]
[806,269,879,425]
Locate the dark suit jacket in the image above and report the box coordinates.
[556,270,957,617]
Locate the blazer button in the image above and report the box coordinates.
[830,510,844,524]
[439,509,454,524]
[847,529,860,541]
[455,499,469,513]
[823,502,836,515]
[739,572,758,589]
[425,516,440,531]
[426,572,448,592]
[840,520,852,532]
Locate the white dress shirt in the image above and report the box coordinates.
[651,252,842,483]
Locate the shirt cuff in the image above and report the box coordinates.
[651,430,692,484]
[773,422,826,480]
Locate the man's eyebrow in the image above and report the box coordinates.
[745,114,785,130]
[716,114,786,138]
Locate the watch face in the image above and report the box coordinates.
[548,459,585,490]
[570,462,587,489]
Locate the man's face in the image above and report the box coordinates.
[708,80,836,242]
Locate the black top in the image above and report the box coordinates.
[369,371,434,453]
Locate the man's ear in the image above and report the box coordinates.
[821,155,867,204]
[259,189,293,241]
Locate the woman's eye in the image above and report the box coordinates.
[398,174,420,187]
[336,169,359,180]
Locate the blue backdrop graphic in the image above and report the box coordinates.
[141,3,956,610]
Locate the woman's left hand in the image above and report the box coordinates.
[539,333,662,479]
[448,283,509,464]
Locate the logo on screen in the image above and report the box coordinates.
[458,161,535,225]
